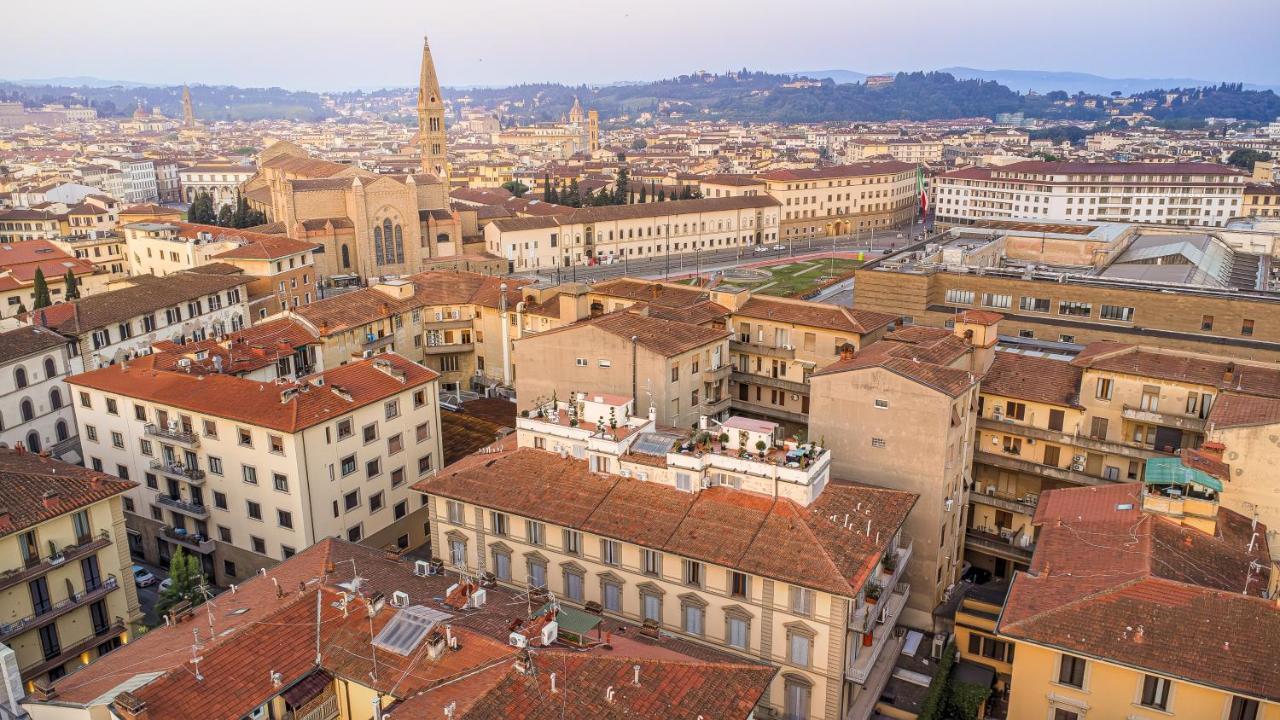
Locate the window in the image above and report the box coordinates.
[340,455,356,476]
[526,520,545,546]
[601,538,620,565]
[1243,319,1255,336]
[783,676,812,720]
[446,500,464,523]
[489,511,509,536]
[1053,710,1079,720]
[563,568,584,602]
[387,433,403,455]
[218,525,232,542]
[133,404,147,421]
[337,418,353,439]
[871,437,886,449]
[86,425,98,442]
[242,465,258,485]
[526,556,547,588]
[980,293,1011,309]
[237,428,252,447]
[727,614,749,649]
[789,586,814,616]
[874,399,889,409]
[365,458,381,479]
[491,547,512,580]
[1019,296,1051,313]
[394,499,408,520]
[1140,674,1171,711]
[1004,401,1026,421]
[682,601,705,635]
[390,467,405,487]
[642,549,662,577]
[1048,408,1065,431]
[967,634,1014,662]
[1095,377,1114,400]
[1100,304,1135,322]
[79,392,91,409]
[203,420,217,438]
[682,559,703,588]
[362,423,378,443]
[1229,696,1260,720]
[384,399,400,419]
[603,580,622,612]
[944,289,974,304]
[246,501,262,521]
[105,398,118,415]
[269,435,284,454]
[675,472,693,492]
[641,590,662,622]
[209,456,223,475]
[277,509,293,529]
[272,473,289,493]
[213,491,228,510]
[563,529,582,556]
[1058,301,1091,317]
[111,431,124,449]
[449,538,466,566]
[369,491,384,513]
[347,525,363,542]
[251,535,266,554]
[1058,654,1086,688]
[344,490,360,511]
[788,630,812,667]
[1201,315,1214,331]
[418,455,434,475]
[416,422,432,443]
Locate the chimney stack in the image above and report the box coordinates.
[837,343,856,361]
[41,490,60,510]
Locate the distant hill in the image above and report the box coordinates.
[0,82,333,121]
[939,67,1280,95]
[793,69,869,85]
[8,75,159,89]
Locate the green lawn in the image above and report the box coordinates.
[717,258,861,297]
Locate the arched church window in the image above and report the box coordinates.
[394,225,405,264]
[373,225,384,265]
[382,219,394,265]
[341,245,351,269]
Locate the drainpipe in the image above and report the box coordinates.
[499,283,511,386]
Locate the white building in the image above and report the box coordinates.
[95,157,158,204]
[0,325,78,459]
[177,164,256,208]
[934,161,1247,228]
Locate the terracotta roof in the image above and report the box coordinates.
[1073,344,1280,399]
[67,352,437,433]
[32,272,250,335]
[491,196,779,233]
[992,160,1242,177]
[1208,392,1280,430]
[590,278,714,309]
[813,327,977,396]
[646,300,730,326]
[981,352,1082,407]
[416,448,916,597]
[0,450,135,536]
[522,309,729,358]
[734,296,895,335]
[757,161,914,181]
[260,153,349,178]
[0,324,68,364]
[999,483,1278,701]
[957,309,1003,326]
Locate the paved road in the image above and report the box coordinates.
[131,560,169,626]
[517,222,930,284]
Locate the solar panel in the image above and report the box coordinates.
[372,604,453,655]
[631,432,680,457]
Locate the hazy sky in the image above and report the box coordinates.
[3,0,1277,90]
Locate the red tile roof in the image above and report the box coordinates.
[67,352,437,433]
[0,450,134,536]
[999,483,1278,701]
[735,296,896,335]
[757,161,914,181]
[980,352,1082,407]
[1207,392,1280,430]
[1073,344,1280,399]
[813,326,977,396]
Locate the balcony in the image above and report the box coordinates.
[965,528,1034,564]
[149,459,206,484]
[729,398,810,425]
[731,370,810,396]
[422,342,474,356]
[424,317,473,331]
[975,417,1166,460]
[0,575,119,644]
[730,339,795,360]
[701,396,732,416]
[362,333,396,352]
[156,495,210,519]
[847,582,910,684]
[1121,405,1206,433]
[970,487,1039,515]
[0,530,112,593]
[20,618,125,681]
[974,450,1103,486]
[706,363,734,381]
[160,525,215,554]
[144,423,200,447]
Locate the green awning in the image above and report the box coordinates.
[536,602,601,637]
[1143,457,1223,493]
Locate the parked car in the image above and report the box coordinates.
[133,565,157,587]
[754,244,782,254]
[158,577,173,592]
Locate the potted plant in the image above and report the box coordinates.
[881,552,897,576]
[862,630,874,647]
[755,439,768,459]
[569,418,579,428]
[864,581,883,605]
[718,432,729,447]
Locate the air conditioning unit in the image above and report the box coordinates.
[1071,455,1086,471]
[944,497,953,513]
[992,407,1004,420]
[1026,438,1035,445]
[540,620,558,646]
[413,560,430,577]
[469,588,487,609]
[931,633,947,660]
[508,631,529,648]
[390,590,409,608]
[986,485,996,496]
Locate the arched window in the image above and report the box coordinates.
[20,399,34,422]
[43,357,56,378]
[14,367,27,389]
[394,225,405,264]
[341,245,351,269]
[373,225,384,265]
[49,387,62,410]
[382,219,395,265]
[25,431,40,454]
[55,419,68,442]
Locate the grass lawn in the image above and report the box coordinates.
[718,258,862,297]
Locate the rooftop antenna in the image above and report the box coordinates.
[189,643,204,682]
[315,588,323,665]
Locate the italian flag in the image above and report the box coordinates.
[916,165,929,215]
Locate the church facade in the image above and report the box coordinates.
[242,37,469,282]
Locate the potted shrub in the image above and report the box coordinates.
[864,581,883,605]
[755,439,768,459]
[718,432,729,446]
[881,552,897,576]
[568,418,579,428]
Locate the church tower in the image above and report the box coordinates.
[181,85,195,128]
[417,36,449,181]
[587,110,600,153]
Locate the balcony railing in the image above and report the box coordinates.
[847,582,910,684]
[0,529,111,592]
[156,495,210,519]
[965,528,1034,564]
[144,423,200,447]
[975,417,1166,460]
[161,526,215,553]
[728,398,810,425]
[706,363,734,381]
[730,339,795,360]
[20,618,125,681]
[1121,405,1207,433]
[974,450,1104,487]
[422,342,474,356]
[730,370,810,396]
[149,459,206,484]
[970,487,1039,515]
[701,396,732,416]
[0,575,119,643]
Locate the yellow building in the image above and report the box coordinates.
[0,449,141,688]
[1243,182,1279,218]
[998,481,1278,720]
[755,162,918,240]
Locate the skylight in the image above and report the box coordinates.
[371,605,452,656]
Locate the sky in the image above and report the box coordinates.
[3,0,1277,91]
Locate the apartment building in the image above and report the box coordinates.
[699,174,768,198]
[1243,182,1280,218]
[95,157,158,204]
[0,450,140,689]
[997,482,1278,720]
[49,232,128,280]
[854,220,1280,361]
[0,240,101,319]
[176,164,255,207]
[755,162,917,240]
[419,396,917,720]
[729,296,897,429]
[484,195,781,270]
[0,326,78,459]
[31,271,251,373]
[0,209,61,243]
[843,138,943,165]
[512,308,731,430]
[20,539,775,720]
[809,312,994,628]
[66,351,443,587]
[934,161,1247,228]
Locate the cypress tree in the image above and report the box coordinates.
[63,269,80,300]
[542,173,552,202]
[31,268,52,310]
[216,204,233,227]
[613,166,630,205]
[658,188,666,201]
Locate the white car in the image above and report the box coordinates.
[754,244,782,254]
[132,565,157,588]
[158,578,173,592]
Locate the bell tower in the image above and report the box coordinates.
[181,85,195,128]
[417,35,449,182]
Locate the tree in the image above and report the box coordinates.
[1227,148,1272,172]
[630,137,648,151]
[562,179,581,208]
[31,268,52,310]
[612,166,630,205]
[638,183,647,203]
[657,188,666,201]
[542,173,552,202]
[502,180,529,198]
[62,269,80,300]
[216,204,234,227]
[155,548,207,616]
[187,192,216,224]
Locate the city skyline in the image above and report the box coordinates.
[2,0,1278,91]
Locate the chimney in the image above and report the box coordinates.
[1223,362,1236,385]
[649,283,661,299]
[1200,441,1226,460]
[42,490,60,510]
[113,692,147,720]
[837,342,856,361]
[29,678,58,702]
